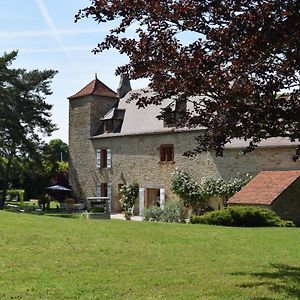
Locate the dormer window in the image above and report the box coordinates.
[104,120,113,133]
[161,99,187,128]
[164,112,176,127]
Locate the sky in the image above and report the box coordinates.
[0,0,148,144]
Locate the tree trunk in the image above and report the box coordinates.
[0,157,12,210]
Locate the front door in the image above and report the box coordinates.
[146,188,160,208]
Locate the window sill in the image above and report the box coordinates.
[158,161,175,164]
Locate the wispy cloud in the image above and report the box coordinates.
[35,0,63,44]
[0,46,96,53]
[0,28,108,39]
[34,0,76,67]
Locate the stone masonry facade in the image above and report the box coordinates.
[70,124,300,213]
[68,78,300,215]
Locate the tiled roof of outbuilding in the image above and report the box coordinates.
[68,78,117,99]
[228,170,300,205]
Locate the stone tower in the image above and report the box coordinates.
[68,76,118,200]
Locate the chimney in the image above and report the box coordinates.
[117,74,132,99]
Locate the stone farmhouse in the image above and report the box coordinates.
[68,75,300,216]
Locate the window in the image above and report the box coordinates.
[95,183,112,198]
[160,144,174,162]
[164,112,176,127]
[95,183,112,212]
[101,183,108,197]
[96,148,112,168]
[104,120,113,133]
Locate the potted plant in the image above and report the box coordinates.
[119,182,139,220]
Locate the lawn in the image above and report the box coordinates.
[0,211,300,299]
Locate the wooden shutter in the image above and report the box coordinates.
[167,145,174,161]
[160,145,174,162]
[107,148,112,168]
[107,183,112,212]
[139,188,145,216]
[160,146,166,162]
[96,185,101,198]
[160,188,165,209]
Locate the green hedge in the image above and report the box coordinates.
[190,207,295,227]
[3,189,25,202]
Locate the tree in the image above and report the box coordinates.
[42,139,69,188]
[0,51,57,209]
[43,139,68,164]
[21,139,69,200]
[76,1,300,158]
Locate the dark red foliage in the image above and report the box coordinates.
[76,1,300,158]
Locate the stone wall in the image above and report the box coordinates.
[68,91,300,215]
[271,177,300,225]
[68,95,117,200]
[80,131,300,213]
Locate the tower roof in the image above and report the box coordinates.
[68,77,118,99]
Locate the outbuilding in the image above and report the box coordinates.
[228,170,300,225]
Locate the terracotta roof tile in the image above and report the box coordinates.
[228,170,300,205]
[68,78,117,99]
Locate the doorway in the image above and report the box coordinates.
[146,188,161,208]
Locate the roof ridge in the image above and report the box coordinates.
[68,78,117,99]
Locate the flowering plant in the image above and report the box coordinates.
[171,169,252,210]
[119,182,139,215]
[170,169,203,209]
[200,174,252,200]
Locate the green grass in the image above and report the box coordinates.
[0,211,300,299]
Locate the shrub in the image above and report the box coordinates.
[143,201,186,223]
[190,207,295,227]
[160,201,186,223]
[91,206,105,213]
[5,189,25,202]
[143,206,162,221]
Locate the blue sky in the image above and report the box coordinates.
[0,0,148,143]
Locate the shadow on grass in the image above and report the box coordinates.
[43,213,81,219]
[232,264,300,299]
[4,209,82,219]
